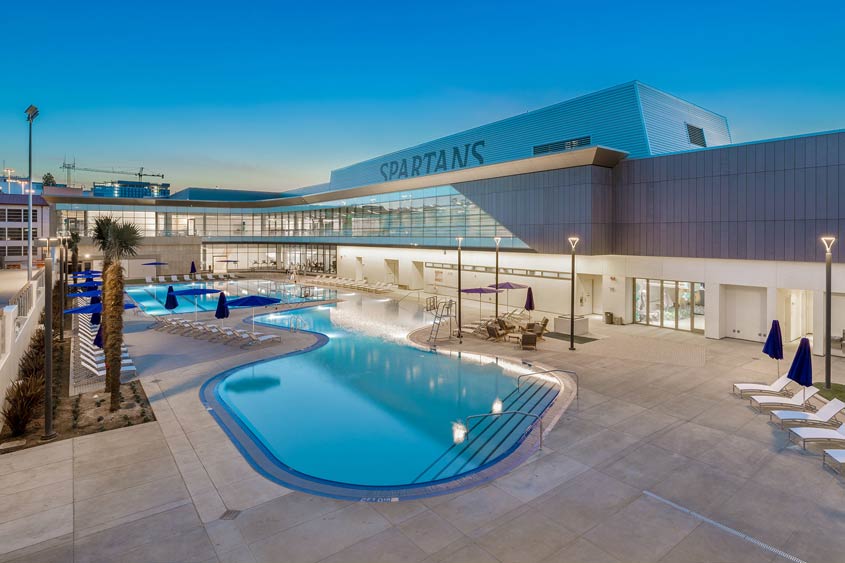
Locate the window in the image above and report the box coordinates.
[686,124,706,147]
[6,209,22,222]
[7,228,22,240]
[533,136,591,156]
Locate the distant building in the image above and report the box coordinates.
[0,177,44,195]
[0,194,49,269]
[91,180,170,198]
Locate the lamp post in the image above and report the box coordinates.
[822,236,836,389]
[25,105,39,281]
[568,237,579,351]
[40,237,59,441]
[3,167,13,193]
[57,235,67,342]
[456,236,463,342]
[493,236,501,319]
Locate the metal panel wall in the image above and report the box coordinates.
[612,131,845,262]
[453,165,613,256]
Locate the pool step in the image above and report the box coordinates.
[413,378,558,484]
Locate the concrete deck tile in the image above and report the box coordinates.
[234,491,346,544]
[397,509,464,554]
[492,451,589,502]
[115,526,216,563]
[192,490,228,524]
[608,410,680,439]
[216,547,257,563]
[648,422,727,458]
[542,416,605,451]
[782,527,845,563]
[657,522,776,563]
[0,504,73,556]
[320,527,427,563]
[215,474,291,511]
[648,459,745,517]
[0,459,72,495]
[476,510,577,563]
[583,496,699,563]
[2,540,73,563]
[576,399,647,428]
[431,485,523,535]
[534,470,640,534]
[0,440,72,477]
[0,479,73,525]
[74,453,180,500]
[689,433,774,479]
[562,429,641,467]
[601,443,690,489]
[247,503,390,563]
[372,499,429,525]
[429,542,500,563]
[539,537,620,563]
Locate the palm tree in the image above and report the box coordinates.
[94,218,143,411]
[68,232,81,275]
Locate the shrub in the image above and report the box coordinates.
[1,376,44,436]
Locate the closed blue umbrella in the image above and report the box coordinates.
[228,295,281,334]
[190,261,197,274]
[215,292,230,326]
[90,295,102,325]
[93,324,103,348]
[524,287,535,320]
[762,320,784,375]
[164,286,179,311]
[787,337,813,403]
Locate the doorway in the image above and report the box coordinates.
[409,261,425,290]
[725,285,767,342]
[633,278,703,333]
[385,259,399,284]
[355,257,364,281]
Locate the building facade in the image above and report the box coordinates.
[43,81,845,352]
[0,194,49,269]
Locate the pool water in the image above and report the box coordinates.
[125,279,336,316]
[210,295,559,488]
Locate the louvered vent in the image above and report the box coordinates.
[686,124,706,147]
[533,136,591,156]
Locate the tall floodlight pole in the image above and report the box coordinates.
[456,237,463,342]
[25,105,39,280]
[568,237,579,351]
[3,167,13,194]
[58,236,67,342]
[822,236,836,389]
[493,236,501,319]
[40,237,58,441]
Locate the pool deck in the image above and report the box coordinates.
[2,296,845,562]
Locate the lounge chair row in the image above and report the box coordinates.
[311,275,394,293]
[732,374,845,475]
[144,273,240,284]
[153,316,280,346]
[77,315,136,378]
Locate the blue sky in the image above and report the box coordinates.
[1,0,843,192]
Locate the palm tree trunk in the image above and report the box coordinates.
[104,261,124,411]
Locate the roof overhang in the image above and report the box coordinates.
[43,145,627,209]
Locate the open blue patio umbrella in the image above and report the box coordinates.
[164,286,178,311]
[90,295,102,325]
[93,324,103,348]
[190,261,197,274]
[64,302,136,315]
[173,287,222,321]
[142,262,167,266]
[524,287,535,320]
[461,287,502,319]
[68,280,102,289]
[786,337,813,403]
[215,292,230,326]
[762,320,785,375]
[227,295,281,334]
[67,289,102,298]
[71,270,101,278]
[489,281,528,312]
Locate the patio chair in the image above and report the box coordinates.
[520,332,537,350]
[770,399,845,429]
[789,423,845,449]
[533,317,550,339]
[733,374,791,397]
[248,332,280,346]
[206,274,215,281]
[83,362,137,377]
[158,276,166,283]
[145,276,153,284]
[217,274,226,280]
[183,275,193,282]
[823,449,845,474]
[171,275,179,282]
[750,386,820,412]
[486,324,506,341]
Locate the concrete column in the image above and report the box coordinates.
[704,283,724,340]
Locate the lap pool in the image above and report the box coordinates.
[200,294,562,500]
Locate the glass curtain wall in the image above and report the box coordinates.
[633,278,704,333]
[203,243,337,273]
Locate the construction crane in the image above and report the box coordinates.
[60,159,165,185]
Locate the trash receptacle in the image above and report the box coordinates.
[604,312,614,324]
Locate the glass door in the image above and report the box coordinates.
[634,279,648,323]
[693,283,706,333]
[662,281,677,328]
[677,282,692,331]
[648,280,662,325]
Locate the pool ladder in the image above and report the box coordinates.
[281,316,307,332]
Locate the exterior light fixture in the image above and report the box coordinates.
[456,237,464,341]
[25,105,39,281]
[821,236,836,389]
[492,398,503,414]
[493,236,502,318]
[568,236,579,351]
[452,421,467,444]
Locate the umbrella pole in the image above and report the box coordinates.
[195,296,198,322]
[252,307,256,335]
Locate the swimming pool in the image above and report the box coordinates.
[201,294,561,499]
[125,279,336,315]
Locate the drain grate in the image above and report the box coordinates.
[219,509,241,521]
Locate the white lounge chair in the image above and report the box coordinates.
[248,332,280,346]
[205,274,215,281]
[158,276,166,283]
[750,386,820,411]
[823,449,845,474]
[789,423,845,449]
[83,363,137,377]
[216,274,226,280]
[171,275,179,282]
[182,275,191,282]
[733,375,791,397]
[145,276,153,283]
[770,399,845,428]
